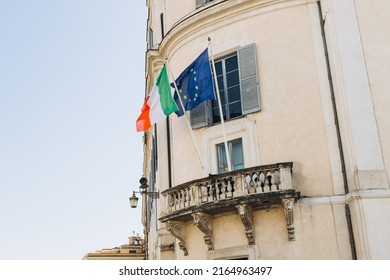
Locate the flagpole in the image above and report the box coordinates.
[208,38,232,172]
[165,58,206,172]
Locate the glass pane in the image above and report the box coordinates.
[226,70,239,88]
[212,99,218,109]
[212,89,224,109]
[212,107,220,123]
[212,105,226,124]
[217,75,224,91]
[229,101,242,119]
[217,89,225,105]
[225,55,238,73]
[217,144,228,173]
[232,140,244,170]
[215,61,222,75]
[228,85,241,102]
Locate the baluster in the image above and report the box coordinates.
[259,172,265,192]
[175,190,179,209]
[177,190,181,208]
[220,179,226,198]
[182,189,187,208]
[168,193,174,212]
[174,192,178,209]
[230,177,235,195]
[177,190,182,209]
[273,170,280,190]
[217,179,223,200]
[250,172,256,194]
[266,171,273,192]
[222,179,228,198]
[252,173,258,193]
[212,181,218,201]
[226,177,235,197]
[245,174,252,194]
[187,187,191,206]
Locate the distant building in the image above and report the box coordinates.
[82,236,145,260]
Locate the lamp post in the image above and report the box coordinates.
[129,177,159,260]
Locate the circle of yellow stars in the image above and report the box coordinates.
[177,68,199,104]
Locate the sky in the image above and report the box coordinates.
[0,1,147,259]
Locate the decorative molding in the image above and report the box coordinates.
[236,203,255,244]
[192,212,214,250]
[282,198,296,241]
[166,221,188,256]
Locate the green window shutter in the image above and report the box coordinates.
[190,101,210,129]
[238,44,261,115]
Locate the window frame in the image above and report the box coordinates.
[211,53,242,125]
[190,44,260,129]
[216,138,244,174]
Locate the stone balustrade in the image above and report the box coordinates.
[160,162,299,255]
[162,162,294,214]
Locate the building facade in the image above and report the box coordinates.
[82,236,145,260]
[141,0,390,260]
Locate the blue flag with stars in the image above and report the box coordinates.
[172,48,215,117]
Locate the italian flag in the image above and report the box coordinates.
[136,65,178,132]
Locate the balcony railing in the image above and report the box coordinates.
[161,162,296,217]
[159,162,299,255]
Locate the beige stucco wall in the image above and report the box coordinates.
[163,2,335,197]
[165,202,350,260]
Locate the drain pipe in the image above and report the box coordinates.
[317,1,357,259]
[166,118,173,189]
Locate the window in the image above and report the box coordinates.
[212,54,242,124]
[217,139,244,173]
[207,245,259,260]
[196,0,214,9]
[146,134,157,231]
[190,44,260,128]
[149,28,154,49]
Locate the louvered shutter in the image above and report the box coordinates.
[238,44,261,114]
[146,135,157,231]
[196,0,205,8]
[190,100,210,129]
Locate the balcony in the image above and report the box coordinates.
[159,162,300,255]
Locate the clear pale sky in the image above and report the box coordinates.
[0,1,147,259]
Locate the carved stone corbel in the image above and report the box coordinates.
[192,212,214,250]
[236,203,255,244]
[166,221,188,256]
[282,198,296,241]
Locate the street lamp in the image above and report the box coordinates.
[129,177,159,260]
[129,177,160,208]
[129,192,139,208]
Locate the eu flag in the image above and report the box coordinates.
[172,48,216,117]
